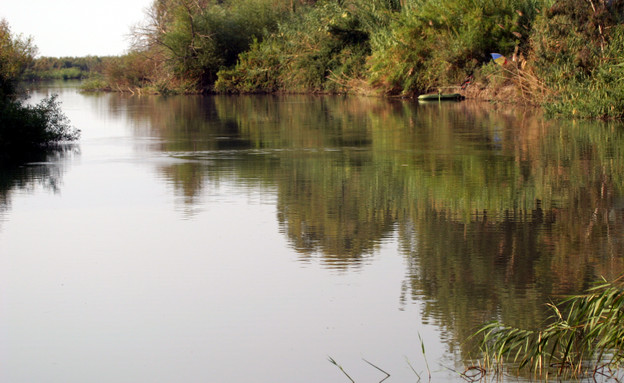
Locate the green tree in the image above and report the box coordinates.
[124,0,291,92]
[0,19,79,163]
[0,19,36,99]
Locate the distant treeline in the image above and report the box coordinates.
[87,0,624,118]
[23,56,113,80]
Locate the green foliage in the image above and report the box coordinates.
[216,0,549,95]
[0,95,80,163]
[23,67,86,81]
[22,56,109,81]
[215,38,284,93]
[0,19,79,163]
[80,76,111,92]
[0,19,36,99]
[477,276,624,378]
[368,0,543,95]
[216,0,377,93]
[103,52,154,89]
[111,0,291,92]
[527,0,624,118]
[95,0,624,118]
[277,1,371,92]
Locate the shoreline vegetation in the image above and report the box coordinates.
[52,0,624,119]
[329,275,624,382]
[475,275,624,381]
[1,20,79,164]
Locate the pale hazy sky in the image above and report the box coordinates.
[1,0,153,57]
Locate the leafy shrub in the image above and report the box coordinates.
[367,0,544,95]
[0,19,36,99]
[80,76,111,91]
[215,38,285,93]
[118,0,290,92]
[103,52,154,89]
[0,95,80,163]
[526,0,624,118]
[0,19,79,163]
[216,0,376,93]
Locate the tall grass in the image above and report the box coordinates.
[476,275,624,379]
[522,0,624,118]
[368,0,545,96]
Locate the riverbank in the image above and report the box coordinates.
[68,0,624,119]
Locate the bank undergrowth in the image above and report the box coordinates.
[90,0,624,119]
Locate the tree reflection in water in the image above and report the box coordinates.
[117,93,624,359]
[0,147,77,227]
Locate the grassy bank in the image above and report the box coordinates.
[89,0,624,119]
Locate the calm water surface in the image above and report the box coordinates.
[2,82,624,382]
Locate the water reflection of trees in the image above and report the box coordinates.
[117,93,624,358]
[0,148,76,226]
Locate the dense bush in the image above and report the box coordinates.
[526,0,624,118]
[0,19,35,99]
[97,0,293,93]
[0,95,80,160]
[0,19,79,163]
[214,37,285,93]
[368,0,543,95]
[95,0,624,118]
[216,0,545,95]
[216,0,388,93]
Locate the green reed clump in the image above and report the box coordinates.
[476,275,624,379]
[80,75,111,92]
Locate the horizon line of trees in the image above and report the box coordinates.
[23,55,114,81]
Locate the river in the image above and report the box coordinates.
[2,81,624,382]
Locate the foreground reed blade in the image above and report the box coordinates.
[362,359,390,383]
[475,275,624,379]
[418,332,432,381]
[328,357,392,383]
[328,356,355,383]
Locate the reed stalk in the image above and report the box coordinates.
[475,275,624,379]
